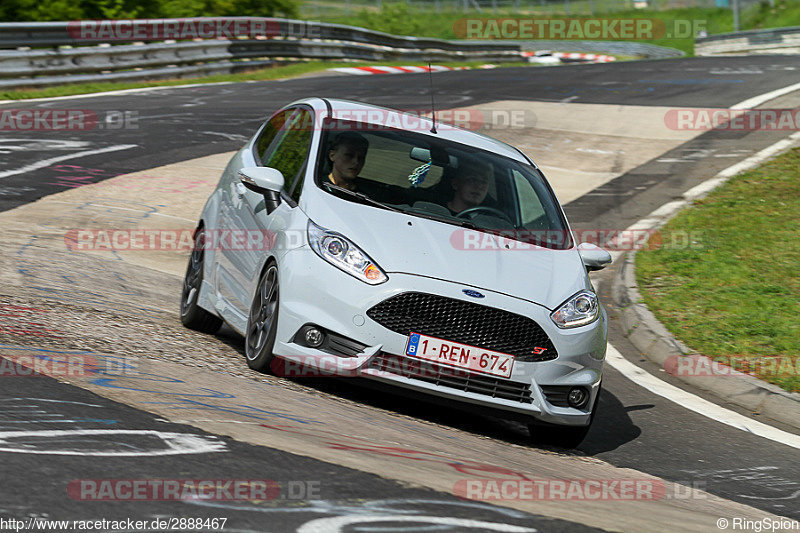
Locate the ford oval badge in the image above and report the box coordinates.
[462,289,485,298]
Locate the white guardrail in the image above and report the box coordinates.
[0,18,521,89]
[0,17,684,89]
[695,26,800,56]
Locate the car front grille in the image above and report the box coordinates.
[368,353,533,404]
[366,292,558,362]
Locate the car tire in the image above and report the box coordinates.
[245,263,279,372]
[528,383,601,449]
[180,229,223,334]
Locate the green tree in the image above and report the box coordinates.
[1,0,84,21]
[0,0,298,21]
[229,0,298,18]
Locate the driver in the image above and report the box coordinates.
[446,159,493,216]
[326,132,369,192]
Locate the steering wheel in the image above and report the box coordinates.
[456,206,513,224]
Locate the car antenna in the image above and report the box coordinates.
[427,62,437,134]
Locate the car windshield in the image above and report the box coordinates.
[315,117,572,249]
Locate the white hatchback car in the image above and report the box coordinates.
[181,97,611,447]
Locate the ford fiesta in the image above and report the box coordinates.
[180,97,611,447]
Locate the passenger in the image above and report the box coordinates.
[446,160,493,216]
[326,132,369,192]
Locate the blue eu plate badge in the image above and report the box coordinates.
[406,333,421,355]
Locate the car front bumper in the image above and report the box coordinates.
[272,245,607,426]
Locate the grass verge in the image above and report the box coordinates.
[319,0,800,56]
[636,147,800,393]
[0,60,530,101]
[323,4,733,55]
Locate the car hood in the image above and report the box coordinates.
[303,192,589,310]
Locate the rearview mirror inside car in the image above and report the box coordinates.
[409,147,457,167]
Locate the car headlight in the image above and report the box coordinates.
[550,290,599,329]
[307,220,387,285]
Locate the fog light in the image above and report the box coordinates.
[567,387,589,409]
[305,327,324,347]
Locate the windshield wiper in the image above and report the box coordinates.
[323,182,403,213]
[411,211,478,229]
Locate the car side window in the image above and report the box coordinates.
[254,110,291,164]
[262,108,314,202]
[512,169,546,227]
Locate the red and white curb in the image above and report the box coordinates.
[554,52,616,62]
[328,65,470,75]
[328,54,615,76]
[522,51,616,63]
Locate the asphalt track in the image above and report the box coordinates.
[0,363,598,532]
[1,55,799,532]
[2,55,799,213]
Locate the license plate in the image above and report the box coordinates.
[405,332,515,378]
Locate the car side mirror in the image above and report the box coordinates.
[577,242,612,272]
[239,167,284,193]
[239,167,284,214]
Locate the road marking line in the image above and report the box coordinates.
[0,144,137,180]
[297,515,537,532]
[0,429,226,455]
[605,345,800,449]
[731,81,800,110]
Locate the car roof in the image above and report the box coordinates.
[288,97,533,166]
